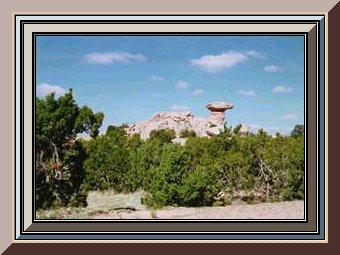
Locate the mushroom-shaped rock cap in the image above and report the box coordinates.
[206,102,234,112]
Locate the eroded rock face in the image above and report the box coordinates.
[206,102,234,126]
[126,102,233,139]
[206,102,234,112]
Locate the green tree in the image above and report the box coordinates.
[82,125,130,192]
[125,138,163,192]
[149,128,176,144]
[178,158,222,207]
[35,90,103,209]
[143,143,190,208]
[291,124,304,138]
[179,129,197,138]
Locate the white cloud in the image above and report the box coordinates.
[191,51,249,73]
[238,89,257,96]
[192,89,205,97]
[36,83,67,98]
[271,86,294,93]
[175,80,190,90]
[245,50,264,59]
[85,51,147,64]
[191,50,263,73]
[264,65,281,72]
[150,75,165,81]
[170,104,191,111]
[281,114,299,120]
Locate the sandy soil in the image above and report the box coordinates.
[93,200,304,220]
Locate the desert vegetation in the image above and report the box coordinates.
[36,91,304,212]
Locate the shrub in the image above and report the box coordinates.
[149,129,176,143]
[178,161,223,207]
[143,143,190,208]
[179,129,197,138]
[82,126,130,192]
[125,138,163,192]
[291,124,304,138]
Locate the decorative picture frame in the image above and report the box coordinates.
[14,13,324,240]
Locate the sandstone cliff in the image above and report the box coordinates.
[126,102,234,140]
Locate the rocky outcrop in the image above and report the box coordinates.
[206,102,233,126]
[126,102,233,140]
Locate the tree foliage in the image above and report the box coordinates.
[81,127,304,208]
[149,128,176,144]
[82,125,130,192]
[179,129,197,138]
[35,91,103,209]
[291,124,304,138]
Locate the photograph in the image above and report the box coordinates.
[34,35,305,220]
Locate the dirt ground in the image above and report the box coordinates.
[93,200,304,220]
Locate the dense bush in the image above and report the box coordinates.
[291,124,304,138]
[179,129,197,138]
[125,138,162,192]
[140,127,305,208]
[82,125,131,192]
[149,128,176,143]
[143,143,189,207]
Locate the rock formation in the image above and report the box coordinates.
[206,102,234,126]
[126,102,233,140]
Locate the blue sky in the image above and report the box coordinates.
[36,35,305,135]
